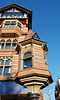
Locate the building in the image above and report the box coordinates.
[0,4,53,100]
[55,78,60,100]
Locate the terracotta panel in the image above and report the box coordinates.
[34,49,42,53]
[11,70,18,74]
[35,62,45,68]
[34,53,43,57]
[12,66,18,68]
[22,28,28,32]
[34,57,44,61]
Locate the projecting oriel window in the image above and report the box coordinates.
[23,52,32,69]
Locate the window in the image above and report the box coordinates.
[5,39,11,49]
[0,59,4,65]
[0,39,18,49]
[0,39,5,49]
[3,67,11,76]
[5,59,12,65]
[12,43,17,49]
[11,21,16,27]
[0,57,12,76]
[14,13,16,16]
[5,13,8,17]
[10,13,12,16]
[3,20,22,30]
[1,13,4,17]
[18,13,20,16]
[17,23,21,30]
[4,21,10,27]
[23,52,32,69]
[12,39,18,49]
[0,67,3,76]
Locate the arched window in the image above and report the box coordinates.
[12,39,18,49]
[0,39,5,49]
[1,39,5,43]
[6,39,11,43]
[23,52,32,69]
[5,39,11,49]
[13,39,18,43]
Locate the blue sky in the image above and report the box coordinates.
[0,0,60,99]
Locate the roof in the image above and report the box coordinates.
[25,30,34,40]
[0,3,32,13]
[25,30,40,40]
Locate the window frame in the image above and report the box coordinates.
[0,57,12,76]
[0,39,18,49]
[23,52,32,70]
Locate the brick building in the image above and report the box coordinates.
[0,4,53,100]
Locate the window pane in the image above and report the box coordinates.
[5,21,10,24]
[18,13,20,16]
[0,67,3,76]
[12,43,17,49]
[5,60,12,65]
[4,25,9,27]
[11,25,15,27]
[0,44,4,49]
[24,52,31,58]
[3,67,11,76]
[23,58,32,69]
[10,13,12,16]
[0,60,4,65]
[1,44,4,49]
[5,43,11,49]
[1,13,4,17]
[14,13,16,16]
[22,13,24,17]
[5,13,8,17]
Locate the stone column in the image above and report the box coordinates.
[28,93,40,100]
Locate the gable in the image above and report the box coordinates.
[33,33,40,40]
[0,4,32,19]
[0,8,28,19]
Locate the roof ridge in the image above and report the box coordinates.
[0,3,32,13]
